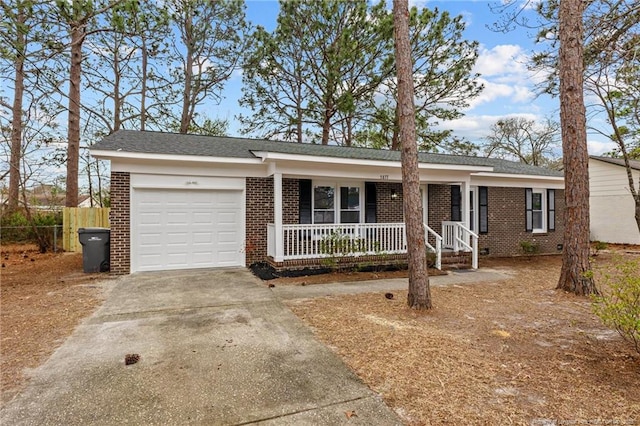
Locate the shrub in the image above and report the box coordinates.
[591,240,608,257]
[591,256,640,354]
[319,230,368,257]
[0,210,62,251]
[519,240,539,255]
[593,240,608,251]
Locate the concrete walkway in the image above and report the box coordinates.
[271,268,513,300]
[1,269,402,425]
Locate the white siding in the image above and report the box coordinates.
[589,159,640,244]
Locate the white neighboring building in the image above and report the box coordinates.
[589,156,640,245]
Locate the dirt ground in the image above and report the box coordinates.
[1,243,639,425]
[286,252,640,425]
[0,244,106,405]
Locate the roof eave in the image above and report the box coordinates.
[90,149,263,165]
[472,171,564,181]
[251,150,495,172]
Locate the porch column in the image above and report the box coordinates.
[461,179,471,230]
[274,172,284,262]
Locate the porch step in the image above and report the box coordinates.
[440,251,472,270]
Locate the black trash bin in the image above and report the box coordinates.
[78,227,110,273]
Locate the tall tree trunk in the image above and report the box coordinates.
[113,50,121,131]
[86,156,93,207]
[345,115,353,147]
[393,0,431,309]
[556,0,597,295]
[95,158,103,207]
[296,80,303,143]
[65,22,84,207]
[321,107,331,145]
[180,9,193,134]
[8,7,25,213]
[140,38,148,131]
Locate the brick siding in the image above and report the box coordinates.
[245,177,273,265]
[111,175,564,273]
[376,182,404,223]
[109,172,130,274]
[428,184,564,257]
[477,186,564,257]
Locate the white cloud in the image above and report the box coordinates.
[466,78,534,109]
[440,112,541,141]
[474,44,529,78]
[408,0,428,9]
[587,139,617,156]
[464,44,543,111]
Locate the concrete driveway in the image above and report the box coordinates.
[1,269,401,425]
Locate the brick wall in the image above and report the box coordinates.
[245,177,274,265]
[376,182,404,222]
[245,177,300,265]
[428,184,564,257]
[427,184,450,231]
[109,172,130,274]
[283,178,299,224]
[477,187,564,256]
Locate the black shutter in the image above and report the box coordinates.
[365,182,377,223]
[548,189,555,231]
[525,188,533,232]
[299,179,312,224]
[479,186,488,234]
[451,185,461,221]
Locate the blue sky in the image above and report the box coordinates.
[211,0,615,155]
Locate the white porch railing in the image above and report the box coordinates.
[442,221,479,269]
[425,226,442,270]
[267,222,443,269]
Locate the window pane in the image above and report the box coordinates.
[314,211,335,224]
[340,187,360,210]
[340,211,359,223]
[532,211,543,229]
[314,186,334,209]
[532,193,542,210]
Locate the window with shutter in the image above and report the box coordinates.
[451,185,461,221]
[479,186,488,234]
[526,188,550,233]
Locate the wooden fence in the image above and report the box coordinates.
[62,207,110,252]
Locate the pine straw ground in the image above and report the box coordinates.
[285,253,640,425]
[0,244,106,406]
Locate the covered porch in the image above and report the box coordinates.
[266,221,478,270]
[253,152,490,272]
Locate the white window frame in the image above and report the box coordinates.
[531,188,547,233]
[312,181,364,224]
[469,186,479,233]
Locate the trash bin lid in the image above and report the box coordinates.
[78,227,110,233]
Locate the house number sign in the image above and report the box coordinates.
[380,175,389,180]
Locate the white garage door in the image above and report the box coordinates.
[133,189,244,272]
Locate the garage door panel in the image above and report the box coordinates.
[192,231,214,244]
[138,232,162,246]
[166,253,189,267]
[139,212,162,226]
[217,212,239,225]
[134,188,244,272]
[138,254,162,268]
[166,212,190,225]
[192,212,214,225]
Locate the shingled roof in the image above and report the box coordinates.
[92,130,563,177]
[590,155,640,171]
